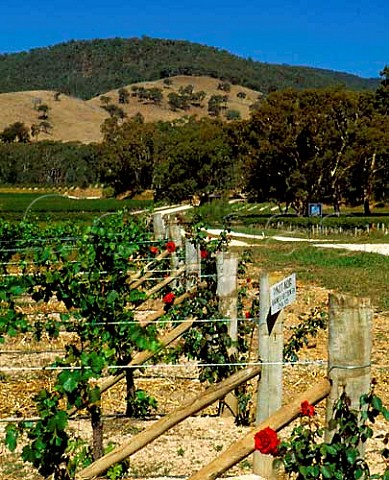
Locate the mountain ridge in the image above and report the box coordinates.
[0,37,380,99]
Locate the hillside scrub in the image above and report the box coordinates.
[0,37,379,99]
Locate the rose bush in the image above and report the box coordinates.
[254,426,280,456]
[254,390,388,480]
[300,400,315,417]
[166,241,176,253]
[163,292,175,305]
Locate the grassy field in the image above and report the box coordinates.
[237,241,389,312]
[194,201,388,311]
[0,192,153,222]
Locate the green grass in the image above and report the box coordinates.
[248,242,389,312]
[192,201,389,243]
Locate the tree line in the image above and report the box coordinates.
[0,70,387,215]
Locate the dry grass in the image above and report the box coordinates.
[0,90,106,143]
[0,76,261,144]
[88,75,261,124]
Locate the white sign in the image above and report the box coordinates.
[270,273,296,315]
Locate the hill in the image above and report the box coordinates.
[0,37,380,100]
[0,76,261,143]
[88,75,261,122]
[0,90,106,143]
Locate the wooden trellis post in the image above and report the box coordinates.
[216,251,238,341]
[168,215,183,286]
[153,212,166,240]
[326,293,372,443]
[253,270,284,478]
[185,238,201,288]
[216,250,239,416]
[167,216,183,248]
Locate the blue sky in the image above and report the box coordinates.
[1,0,387,78]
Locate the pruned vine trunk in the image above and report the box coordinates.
[125,368,136,417]
[90,405,104,461]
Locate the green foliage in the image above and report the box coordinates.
[100,114,155,194]
[65,437,93,476]
[374,66,389,115]
[118,87,130,104]
[242,87,388,214]
[107,462,129,480]
[0,140,101,188]
[167,91,190,111]
[0,37,379,99]
[208,94,228,116]
[0,83,387,214]
[2,213,164,477]
[0,122,30,143]
[153,117,235,202]
[283,307,328,362]
[226,109,241,120]
[132,86,163,104]
[37,103,50,120]
[102,103,126,120]
[126,389,158,418]
[217,81,231,92]
[0,193,153,222]
[279,385,389,479]
[8,391,70,478]
[160,220,254,425]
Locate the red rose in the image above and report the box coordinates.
[163,292,175,305]
[254,427,280,456]
[166,241,176,253]
[300,400,315,417]
[150,246,159,255]
[200,249,208,259]
[245,311,251,319]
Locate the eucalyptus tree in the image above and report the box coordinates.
[99,113,156,195]
[374,66,389,116]
[153,117,235,202]
[242,88,362,214]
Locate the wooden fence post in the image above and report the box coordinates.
[185,238,201,288]
[253,271,284,478]
[216,251,238,341]
[168,215,183,249]
[168,216,183,286]
[326,293,372,442]
[216,250,239,416]
[153,212,166,240]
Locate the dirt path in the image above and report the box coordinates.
[206,228,389,255]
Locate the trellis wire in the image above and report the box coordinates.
[0,256,187,269]
[0,360,349,372]
[1,315,257,325]
[1,359,387,373]
[0,237,175,249]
